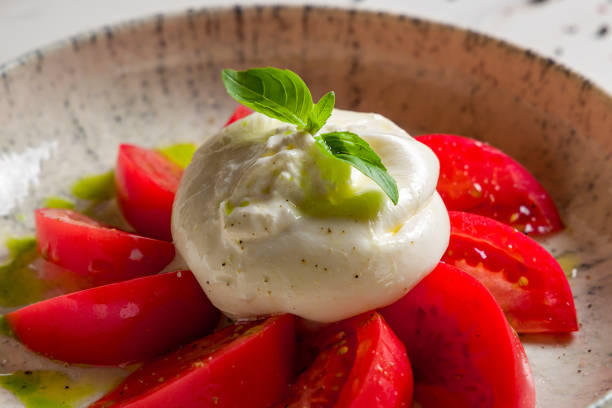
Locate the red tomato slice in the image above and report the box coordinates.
[279,312,413,408]
[115,144,183,241]
[416,133,563,235]
[4,270,219,365]
[224,105,253,127]
[443,211,577,333]
[380,263,535,408]
[91,314,295,408]
[35,208,175,286]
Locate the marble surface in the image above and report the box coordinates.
[0,0,611,94]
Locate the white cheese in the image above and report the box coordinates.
[172,109,450,323]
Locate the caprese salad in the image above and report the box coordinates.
[0,67,577,408]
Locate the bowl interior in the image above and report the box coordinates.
[1,6,611,407]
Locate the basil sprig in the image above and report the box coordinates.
[221,67,399,205]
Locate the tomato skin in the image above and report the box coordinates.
[224,105,253,126]
[416,133,563,235]
[4,270,219,365]
[35,208,175,286]
[280,312,413,408]
[380,263,535,408]
[336,313,413,408]
[91,314,295,408]
[444,211,577,333]
[115,144,183,241]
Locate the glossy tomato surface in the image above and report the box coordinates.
[115,144,183,241]
[224,105,253,126]
[91,314,295,408]
[280,312,412,408]
[35,208,175,286]
[444,211,577,333]
[416,133,563,235]
[380,263,535,408]
[5,270,219,365]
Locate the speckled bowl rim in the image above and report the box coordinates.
[2,4,612,106]
[1,4,611,408]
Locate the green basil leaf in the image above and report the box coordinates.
[316,131,399,205]
[221,67,313,129]
[221,67,399,205]
[306,91,335,134]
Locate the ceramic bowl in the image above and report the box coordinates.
[0,6,611,408]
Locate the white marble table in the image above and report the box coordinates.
[0,0,611,93]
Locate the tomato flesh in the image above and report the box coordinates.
[287,332,357,407]
[35,208,175,286]
[91,314,295,408]
[4,270,219,365]
[280,312,413,408]
[115,144,183,241]
[416,133,563,235]
[224,105,253,126]
[380,263,535,408]
[443,211,577,333]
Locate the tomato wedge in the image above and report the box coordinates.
[224,105,253,126]
[280,312,412,408]
[416,133,563,235]
[115,144,183,241]
[4,270,219,365]
[380,263,535,408]
[91,314,295,408]
[443,211,577,333]
[35,208,175,286]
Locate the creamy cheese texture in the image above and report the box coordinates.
[172,109,450,323]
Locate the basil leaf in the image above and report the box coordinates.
[316,131,399,205]
[221,67,313,129]
[221,67,399,205]
[306,91,335,134]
